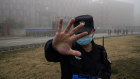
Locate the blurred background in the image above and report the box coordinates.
[0,0,140,79]
[0,0,139,37]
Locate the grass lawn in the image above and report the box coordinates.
[0,35,140,79]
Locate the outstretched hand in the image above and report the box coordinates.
[52,18,88,56]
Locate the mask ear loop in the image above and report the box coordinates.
[91,29,95,38]
[92,33,93,37]
[91,32,94,38]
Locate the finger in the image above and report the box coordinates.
[68,49,81,56]
[71,32,88,42]
[64,18,75,33]
[69,24,84,36]
[57,18,63,33]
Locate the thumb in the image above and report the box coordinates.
[69,49,81,56]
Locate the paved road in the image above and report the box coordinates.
[0,36,53,48]
[0,33,108,48]
[0,32,139,48]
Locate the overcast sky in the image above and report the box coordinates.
[116,0,140,26]
[132,0,140,26]
[119,0,140,14]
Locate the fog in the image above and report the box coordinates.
[0,1,139,78]
[0,0,140,37]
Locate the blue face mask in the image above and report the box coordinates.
[76,35,93,45]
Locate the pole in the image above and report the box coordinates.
[103,36,104,47]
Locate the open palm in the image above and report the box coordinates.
[52,18,88,56]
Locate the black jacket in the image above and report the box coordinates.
[44,39,111,79]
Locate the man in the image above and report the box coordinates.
[44,15,111,79]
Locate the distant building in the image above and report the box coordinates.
[0,0,134,36]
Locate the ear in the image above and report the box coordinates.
[93,29,95,32]
[91,29,95,34]
[91,29,95,36]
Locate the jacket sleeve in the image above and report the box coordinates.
[44,39,63,62]
[99,47,111,79]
